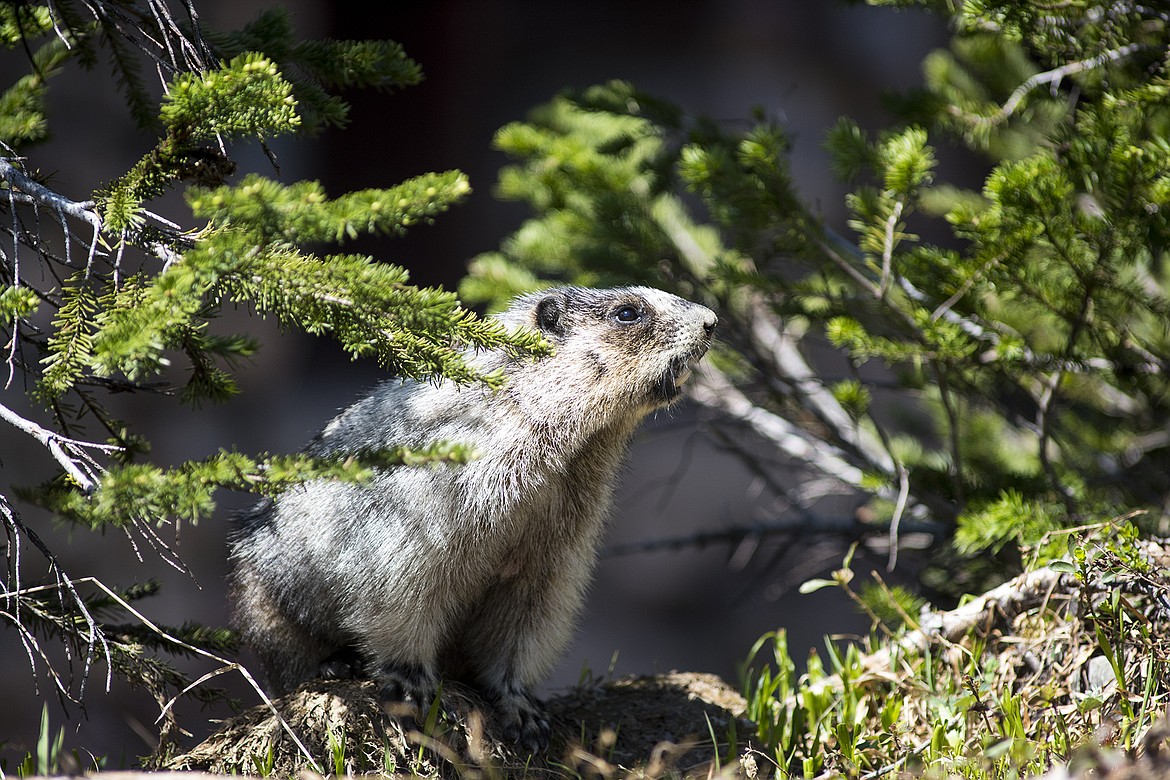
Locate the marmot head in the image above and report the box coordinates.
[501,286,717,422]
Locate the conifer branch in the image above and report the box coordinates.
[897,273,1165,382]
[2,9,550,744]
[642,175,896,478]
[977,42,1148,127]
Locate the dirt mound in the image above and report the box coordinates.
[162,671,756,777]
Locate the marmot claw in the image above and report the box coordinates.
[377,664,438,722]
[498,694,551,753]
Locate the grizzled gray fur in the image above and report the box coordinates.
[227,286,717,751]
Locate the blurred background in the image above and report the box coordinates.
[0,0,948,764]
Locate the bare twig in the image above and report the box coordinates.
[930,254,1005,323]
[649,183,896,481]
[886,465,910,573]
[648,197,902,481]
[605,509,941,557]
[929,364,966,509]
[1036,370,1078,516]
[2,572,323,774]
[0,158,102,230]
[76,576,323,774]
[127,517,196,577]
[0,400,119,492]
[4,312,20,391]
[742,293,896,476]
[689,364,870,491]
[1,495,111,701]
[816,235,883,299]
[878,199,904,298]
[639,186,717,280]
[704,422,833,522]
[78,0,215,78]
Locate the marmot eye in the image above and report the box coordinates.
[614,305,642,323]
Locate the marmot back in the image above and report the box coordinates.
[228,285,716,751]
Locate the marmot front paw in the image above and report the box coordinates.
[318,646,365,680]
[377,663,439,722]
[496,690,551,753]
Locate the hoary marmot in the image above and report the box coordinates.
[228,285,717,751]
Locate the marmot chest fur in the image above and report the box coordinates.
[227,285,716,751]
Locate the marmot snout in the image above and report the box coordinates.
[228,285,716,751]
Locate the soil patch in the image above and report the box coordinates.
[162,671,756,777]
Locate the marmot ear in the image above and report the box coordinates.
[535,292,568,337]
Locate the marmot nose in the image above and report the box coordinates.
[701,311,717,337]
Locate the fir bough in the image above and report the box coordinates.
[35,444,478,531]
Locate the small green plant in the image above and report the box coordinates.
[739,628,802,770]
[15,706,64,778]
[326,725,347,777]
[249,744,276,778]
[380,735,399,778]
